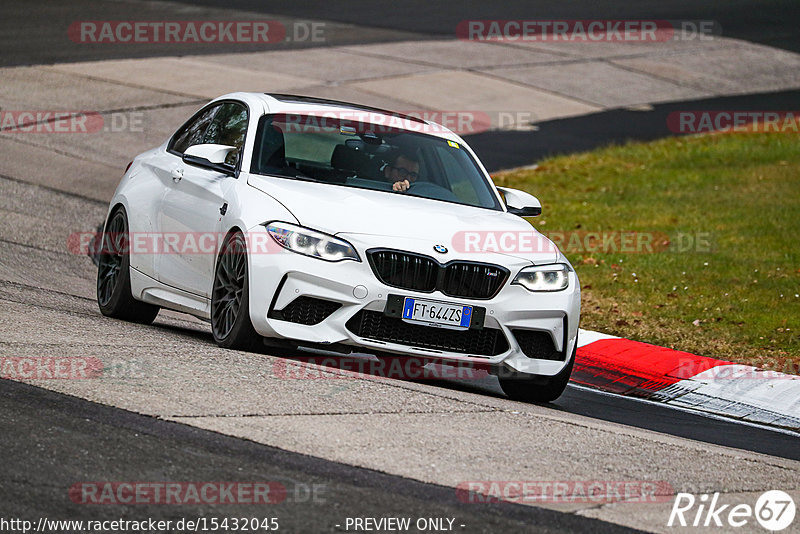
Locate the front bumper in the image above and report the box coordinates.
[247,229,580,376]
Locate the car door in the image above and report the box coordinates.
[156,101,248,297]
[138,104,219,282]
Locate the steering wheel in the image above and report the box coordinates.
[405,181,460,202]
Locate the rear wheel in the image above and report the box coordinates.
[498,345,576,403]
[211,231,261,350]
[96,208,160,324]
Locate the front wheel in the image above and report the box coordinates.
[498,345,576,403]
[96,208,160,324]
[211,231,262,351]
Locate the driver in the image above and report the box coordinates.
[384,151,420,192]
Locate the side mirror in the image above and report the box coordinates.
[182,144,238,176]
[497,186,542,217]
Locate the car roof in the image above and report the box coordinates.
[267,93,428,124]
[210,91,461,141]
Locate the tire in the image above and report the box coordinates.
[498,345,576,403]
[96,208,160,324]
[211,231,262,350]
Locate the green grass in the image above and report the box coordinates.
[493,129,800,372]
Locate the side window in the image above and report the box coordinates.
[434,146,480,205]
[203,103,248,166]
[170,105,220,154]
[252,117,288,174]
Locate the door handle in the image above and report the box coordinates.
[171,168,183,182]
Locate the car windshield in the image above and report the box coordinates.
[250,113,502,210]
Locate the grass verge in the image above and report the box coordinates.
[493,128,799,373]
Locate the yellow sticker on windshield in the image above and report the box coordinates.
[447,140,460,149]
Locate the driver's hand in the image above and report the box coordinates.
[393,179,410,192]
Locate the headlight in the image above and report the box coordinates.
[513,264,570,292]
[266,221,360,262]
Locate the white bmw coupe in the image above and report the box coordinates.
[97,93,580,401]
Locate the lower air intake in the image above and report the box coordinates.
[512,329,564,361]
[346,310,508,356]
[269,296,341,325]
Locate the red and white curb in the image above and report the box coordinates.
[575,329,800,432]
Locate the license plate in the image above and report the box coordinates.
[402,297,472,330]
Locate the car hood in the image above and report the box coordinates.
[247,174,559,264]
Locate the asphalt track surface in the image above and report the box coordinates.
[2,1,799,532]
[4,0,799,67]
[465,88,800,171]
[4,0,800,173]
[187,0,800,54]
[0,379,640,533]
[0,170,796,531]
[271,350,800,461]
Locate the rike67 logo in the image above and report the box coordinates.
[669,490,795,530]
